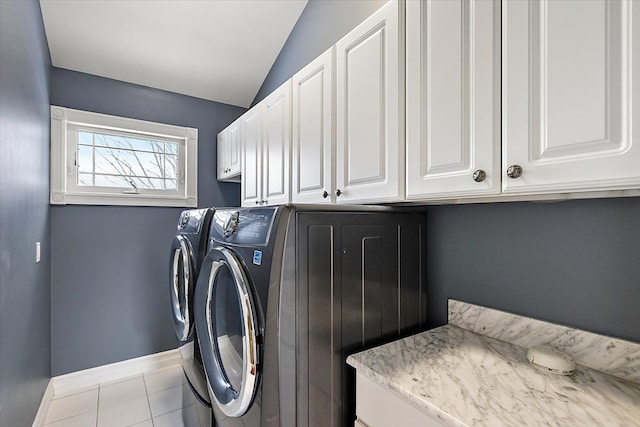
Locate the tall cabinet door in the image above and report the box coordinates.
[335,0,404,204]
[217,128,229,180]
[240,105,263,207]
[292,48,335,204]
[262,80,292,206]
[406,0,500,199]
[503,0,640,193]
[227,119,241,177]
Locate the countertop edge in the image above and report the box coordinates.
[347,329,469,427]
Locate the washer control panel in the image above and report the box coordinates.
[210,208,278,246]
[177,208,208,234]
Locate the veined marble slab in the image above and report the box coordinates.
[347,325,640,427]
[448,300,640,384]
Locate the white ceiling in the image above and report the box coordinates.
[40,0,307,108]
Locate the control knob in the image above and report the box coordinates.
[223,212,240,237]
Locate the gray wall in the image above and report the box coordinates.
[254,0,640,343]
[252,0,387,105]
[426,198,640,343]
[0,1,52,426]
[50,68,245,375]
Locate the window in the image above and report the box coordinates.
[50,106,197,207]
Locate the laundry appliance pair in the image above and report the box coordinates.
[172,205,427,427]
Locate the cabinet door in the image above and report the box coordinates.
[217,128,228,180]
[355,374,445,427]
[262,80,292,206]
[227,119,241,177]
[240,106,263,207]
[406,0,500,199]
[503,0,640,193]
[335,0,404,204]
[292,48,334,204]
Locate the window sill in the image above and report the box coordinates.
[50,191,197,207]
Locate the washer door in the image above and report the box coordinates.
[170,235,196,342]
[195,247,260,418]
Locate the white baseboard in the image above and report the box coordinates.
[32,379,54,427]
[52,349,180,397]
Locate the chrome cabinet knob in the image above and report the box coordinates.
[472,170,486,182]
[506,165,523,179]
[322,191,329,198]
[255,200,260,205]
[336,189,342,197]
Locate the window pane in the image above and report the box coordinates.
[77,145,93,173]
[94,174,133,188]
[93,133,167,153]
[78,131,93,145]
[94,147,164,178]
[73,128,183,192]
[165,154,177,179]
[166,142,178,155]
[78,173,93,186]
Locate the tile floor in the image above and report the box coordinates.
[43,364,204,427]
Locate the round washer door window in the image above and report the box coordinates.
[195,247,259,418]
[169,235,195,342]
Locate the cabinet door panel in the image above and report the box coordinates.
[292,48,334,204]
[406,0,500,198]
[336,0,403,204]
[217,129,228,180]
[241,107,262,207]
[228,120,241,176]
[503,0,640,193]
[262,81,291,206]
[344,30,384,184]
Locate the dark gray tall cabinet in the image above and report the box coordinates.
[292,210,427,427]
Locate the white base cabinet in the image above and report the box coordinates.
[502,0,640,194]
[354,374,445,427]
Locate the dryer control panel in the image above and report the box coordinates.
[210,208,278,246]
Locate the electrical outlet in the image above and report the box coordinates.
[36,242,41,263]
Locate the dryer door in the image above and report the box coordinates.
[195,247,260,418]
[170,235,196,342]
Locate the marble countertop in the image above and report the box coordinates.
[347,324,640,426]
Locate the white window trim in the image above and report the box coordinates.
[50,106,198,207]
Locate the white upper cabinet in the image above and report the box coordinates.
[406,0,501,199]
[292,48,335,204]
[240,80,292,207]
[227,120,241,178]
[217,118,241,182]
[217,127,228,180]
[261,80,292,206]
[240,105,263,207]
[335,0,405,204]
[503,0,640,193]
